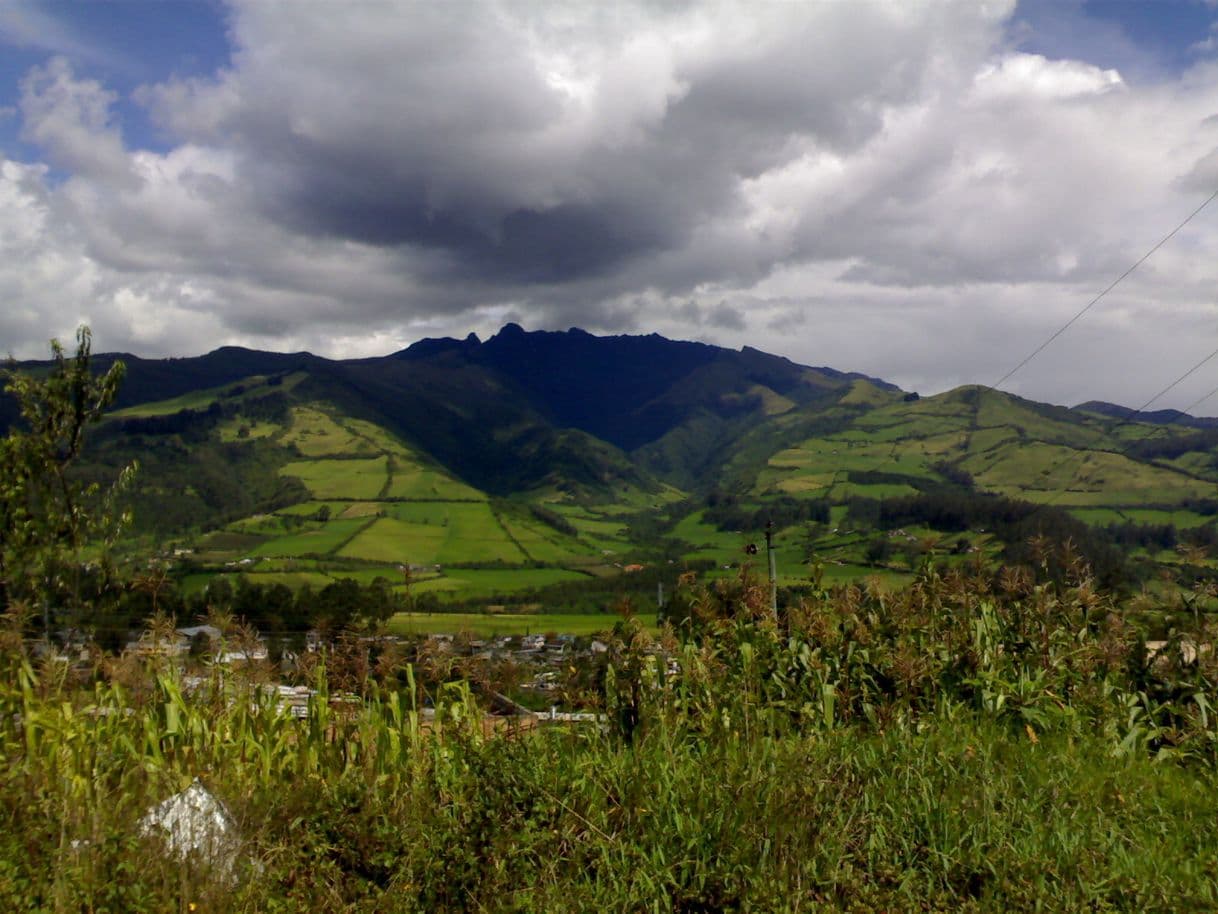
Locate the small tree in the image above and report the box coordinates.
[0,327,135,632]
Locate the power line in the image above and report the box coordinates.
[819,342,1218,549]
[1026,342,1218,515]
[1178,379,1218,419]
[1115,344,1218,427]
[960,185,1218,529]
[989,187,1218,393]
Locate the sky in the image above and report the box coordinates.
[2,1,1218,413]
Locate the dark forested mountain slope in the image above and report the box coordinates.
[3,325,897,496]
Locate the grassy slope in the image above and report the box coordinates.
[754,385,1218,509]
[149,392,642,601]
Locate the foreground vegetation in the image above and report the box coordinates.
[386,610,648,638]
[5,554,1218,911]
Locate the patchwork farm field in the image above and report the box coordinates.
[336,517,451,564]
[190,401,615,572]
[407,567,591,598]
[280,407,380,457]
[385,464,484,500]
[132,366,1218,621]
[282,457,389,500]
[250,517,371,557]
[498,514,595,563]
[338,503,525,564]
[548,504,633,554]
[754,384,1218,516]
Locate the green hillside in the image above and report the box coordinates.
[753,385,1216,508]
[22,326,1214,605]
[91,380,649,602]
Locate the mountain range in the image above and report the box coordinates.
[6,324,1218,599]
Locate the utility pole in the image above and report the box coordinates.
[765,520,777,620]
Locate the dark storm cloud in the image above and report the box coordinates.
[6,0,1218,410]
[146,1,975,293]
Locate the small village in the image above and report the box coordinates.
[32,619,654,727]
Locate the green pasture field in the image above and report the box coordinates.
[1162,452,1218,478]
[384,502,451,524]
[282,456,389,499]
[892,430,969,460]
[1067,507,1127,526]
[963,442,1215,504]
[247,557,323,572]
[756,429,966,497]
[732,383,796,415]
[337,504,529,565]
[386,611,649,637]
[280,406,378,457]
[969,426,1019,452]
[732,558,918,591]
[853,413,964,442]
[110,387,227,418]
[385,465,484,500]
[249,517,371,557]
[342,418,422,456]
[109,372,306,418]
[275,406,485,500]
[973,391,1108,449]
[179,572,221,596]
[548,507,632,553]
[754,386,1218,514]
[311,503,556,566]
[839,378,896,407]
[763,472,835,497]
[407,577,463,594]
[497,514,591,563]
[672,510,746,562]
[1112,507,1217,528]
[337,516,448,564]
[598,483,685,510]
[408,567,592,599]
[436,503,528,563]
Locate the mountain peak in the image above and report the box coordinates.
[496,322,527,339]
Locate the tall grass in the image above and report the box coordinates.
[3,557,1218,911]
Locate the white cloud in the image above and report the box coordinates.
[972,52,1124,101]
[19,57,135,185]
